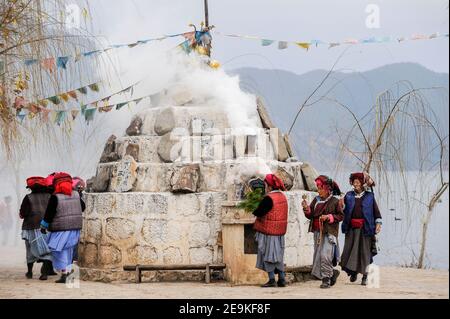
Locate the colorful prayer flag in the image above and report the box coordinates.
[329,42,340,49]
[71,110,80,120]
[261,39,274,46]
[116,102,128,110]
[296,42,310,50]
[78,87,88,95]
[55,111,66,126]
[67,91,78,100]
[59,93,70,102]
[84,108,96,123]
[41,58,56,73]
[88,83,100,92]
[57,56,69,69]
[48,96,61,105]
[24,59,38,66]
[278,41,288,50]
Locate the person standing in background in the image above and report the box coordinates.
[0,196,13,246]
[19,177,56,280]
[302,175,344,289]
[340,172,382,286]
[40,173,85,284]
[253,174,288,288]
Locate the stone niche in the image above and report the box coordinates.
[81,91,318,284]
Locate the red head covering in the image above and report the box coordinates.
[72,177,86,191]
[265,174,286,191]
[349,172,365,185]
[45,173,56,189]
[315,175,341,196]
[53,172,73,196]
[349,172,376,187]
[26,176,47,189]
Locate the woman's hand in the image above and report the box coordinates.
[376,224,382,234]
[301,200,308,210]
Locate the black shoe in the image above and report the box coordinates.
[42,260,57,276]
[39,274,48,281]
[26,262,33,279]
[277,279,287,288]
[350,274,358,282]
[330,269,340,286]
[55,274,68,284]
[320,278,331,289]
[261,279,277,288]
[361,275,368,286]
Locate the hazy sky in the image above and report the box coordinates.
[86,0,449,75]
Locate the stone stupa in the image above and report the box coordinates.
[79,63,320,283]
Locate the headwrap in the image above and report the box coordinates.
[26,176,47,189]
[45,173,56,189]
[72,177,86,192]
[265,174,286,191]
[315,175,342,196]
[53,172,73,196]
[349,172,376,187]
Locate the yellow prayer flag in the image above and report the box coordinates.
[82,8,89,19]
[60,93,70,102]
[296,42,311,51]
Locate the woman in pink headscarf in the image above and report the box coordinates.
[302,175,344,288]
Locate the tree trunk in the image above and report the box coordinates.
[418,207,433,269]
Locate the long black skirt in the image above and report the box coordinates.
[340,228,373,276]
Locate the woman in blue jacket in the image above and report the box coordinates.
[340,172,382,286]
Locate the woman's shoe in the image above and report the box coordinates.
[350,274,358,282]
[55,274,68,284]
[39,274,48,281]
[361,275,368,286]
[277,279,287,288]
[330,269,340,286]
[320,278,331,289]
[25,262,33,279]
[261,279,277,288]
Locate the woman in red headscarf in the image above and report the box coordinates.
[302,175,344,288]
[252,174,288,288]
[40,173,86,284]
[19,176,56,280]
[340,172,382,286]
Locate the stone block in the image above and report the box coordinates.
[105,217,136,240]
[126,116,143,136]
[301,162,319,192]
[109,155,137,193]
[170,164,200,193]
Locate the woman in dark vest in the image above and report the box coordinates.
[19,177,56,280]
[252,174,288,288]
[302,175,344,288]
[340,172,382,285]
[40,173,85,283]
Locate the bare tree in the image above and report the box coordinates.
[331,81,449,268]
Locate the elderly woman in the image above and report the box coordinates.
[340,172,382,286]
[19,177,56,280]
[252,174,288,288]
[40,173,85,283]
[302,175,344,288]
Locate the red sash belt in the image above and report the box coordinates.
[351,218,365,229]
[313,218,321,231]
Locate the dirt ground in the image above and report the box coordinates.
[0,245,448,299]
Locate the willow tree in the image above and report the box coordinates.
[331,81,448,268]
[0,0,103,158]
